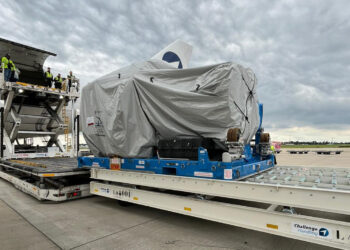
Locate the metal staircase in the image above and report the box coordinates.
[62,106,72,152]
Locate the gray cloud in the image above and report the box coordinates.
[1,0,349,140]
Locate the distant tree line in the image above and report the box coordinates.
[282,141,350,145]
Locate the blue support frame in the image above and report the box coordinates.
[78,147,274,180]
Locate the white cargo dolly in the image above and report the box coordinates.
[90,166,350,249]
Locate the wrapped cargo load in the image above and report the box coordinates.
[81,60,259,158]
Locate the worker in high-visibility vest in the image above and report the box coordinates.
[67,71,74,92]
[44,67,53,87]
[8,59,18,82]
[1,54,11,82]
[271,145,277,165]
[54,73,63,89]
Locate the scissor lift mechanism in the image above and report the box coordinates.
[0,81,79,156]
[90,166,350,249]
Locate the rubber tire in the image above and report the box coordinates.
[260,133,270,143]
[227,128,241,142]
[118,200,132,207]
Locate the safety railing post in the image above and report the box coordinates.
[1,107,4,158]
[76,114,80,155]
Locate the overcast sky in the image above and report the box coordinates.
[1,0,349,142]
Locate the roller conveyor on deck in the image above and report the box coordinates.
[246,165,350,190]
[0,157,88,177]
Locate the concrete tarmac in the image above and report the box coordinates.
[1,149,347,250]
[277,147,350,168]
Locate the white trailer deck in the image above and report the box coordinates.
[90,166,350,249]
[0,157,90,201]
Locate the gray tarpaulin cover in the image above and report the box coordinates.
[81,60,259,158]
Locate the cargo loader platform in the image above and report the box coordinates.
[0,80,86,201]
[0,157,90,201]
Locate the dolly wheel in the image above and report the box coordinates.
[260,133,270,143]
[118,200,132,207]
[227,128,241,142]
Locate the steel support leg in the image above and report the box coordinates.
[9,107,21,142]
[46,99,65,130]
[0,107,3,158]
[3,90,14,121]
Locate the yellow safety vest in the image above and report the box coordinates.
[9,60,15,71]
[1,57,8,69]
[45,71,53,78]
[54,76,62,83]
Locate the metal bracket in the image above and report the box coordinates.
[3,90,14,121]
[9,107,21,142]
